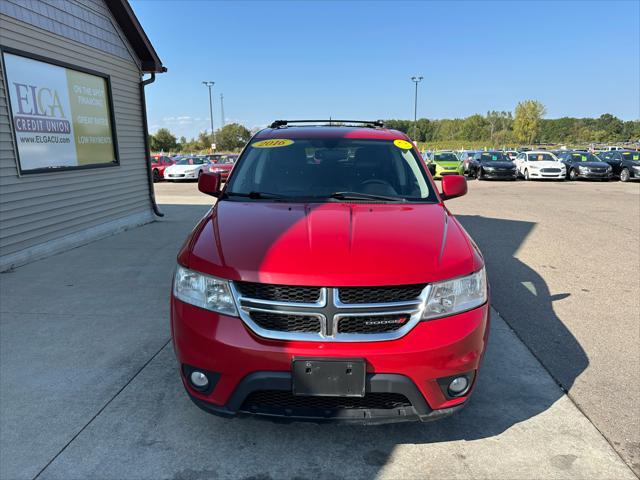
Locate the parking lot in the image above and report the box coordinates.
[1,179,638,479]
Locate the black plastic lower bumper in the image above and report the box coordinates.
[186,372,466,424]
[483,171,517,179]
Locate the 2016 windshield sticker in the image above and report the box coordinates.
[252,139,294,148]
[393,139,413,150]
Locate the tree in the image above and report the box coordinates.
[461,114,488,141]
[513,100,546,145]
[150,128,177,152]
[215,123,252,151]
[486,111,512,142]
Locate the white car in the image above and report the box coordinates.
[514,151,566,180]
[163,156,210,181]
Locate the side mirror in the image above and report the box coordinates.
[441,175,467,200]
[198,172,221,197]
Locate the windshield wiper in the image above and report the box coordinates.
[328,191,406,202]
[225,191,286,199]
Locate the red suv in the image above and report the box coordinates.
[171,120,490,424]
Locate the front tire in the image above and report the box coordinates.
[152,169,160,182]
[620,168,630,182]
[477,168,484,180]
[569,169,578,181]
[524,169,530,180]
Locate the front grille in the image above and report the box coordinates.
[250,311,320,333]
[338,285,425,304]
[337,315,409,334]
[241,391,412,413]
[541,168,561,173]
[235,282,321,303]
[591,168,605,173]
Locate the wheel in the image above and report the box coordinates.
[620,168,630,182]
[152,169,160,182]
[569,169,578,181]
[524,169,530,180]
[477,168,484,180]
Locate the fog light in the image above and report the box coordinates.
[448,376,469,396]
[190,371,209,389]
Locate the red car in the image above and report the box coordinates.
[171,120,490,424]
[150,154,174,182]
[206,154,237,181]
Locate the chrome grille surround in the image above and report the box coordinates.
[230,283,429,342]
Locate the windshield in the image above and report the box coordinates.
[479,152,508,162]
[569,152,600,162]
[527,153,556,162]
[433,152,459,163]
[621,152,640,161]
[225,138,436,202]
[175,157,207,165]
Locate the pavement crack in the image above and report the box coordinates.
[31,338,172,480]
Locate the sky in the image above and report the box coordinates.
[131,0,640,139]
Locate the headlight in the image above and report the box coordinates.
[422,267,487,320]
[579,166,589,172]
[606,166,612,172]
[173,266,237,316]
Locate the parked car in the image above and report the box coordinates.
[556,151,612,181]
[514,150,565,180]
[163,156,211,181]
[431,151,464,179]
[150,154,174,182]
[207,155,236,181]
[172,120,489,424]
[597,150,640,182]
[458,150,479,174]
[467,151,517,180]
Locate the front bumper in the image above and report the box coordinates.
[578,171,612,179]
[171,300,490,423]
[434,165,464,179]
[482,169,517,179]
[165,171,199,180]
[527,169,565,179]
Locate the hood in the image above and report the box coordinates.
[186,201,479,286]
[167,164,200,172]
[480,161,514,168]
[529,161,564,169]
[574,161,610,168]
[435,160,461,167]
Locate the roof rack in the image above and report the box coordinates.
[269,119,385,129]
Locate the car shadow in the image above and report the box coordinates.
[168,204,588,437]
[154,205,591,477]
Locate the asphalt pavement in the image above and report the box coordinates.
[0,178,638,479]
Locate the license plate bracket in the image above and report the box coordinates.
[292,358,366,397]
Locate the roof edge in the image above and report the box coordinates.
[106,0,166,73]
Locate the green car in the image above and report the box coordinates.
[430,151,464,179]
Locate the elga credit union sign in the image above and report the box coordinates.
[2,51,117,173]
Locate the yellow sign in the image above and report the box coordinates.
[252,139,294,148]
[393,139,413,150]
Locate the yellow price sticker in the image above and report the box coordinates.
[393,139,413,150]
[252,139,294,148]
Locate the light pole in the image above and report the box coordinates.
[411,76,423,141]
[220,93,225,128]
[202,81,216,150]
